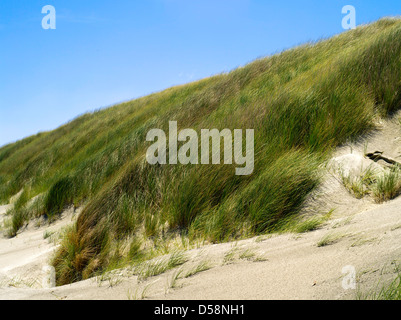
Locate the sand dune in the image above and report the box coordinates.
[1,113,401,300]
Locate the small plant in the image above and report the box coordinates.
[373,274,401,300]
[43,230,55,240]
[339,164,401,203]
[239,248,267,262]
[127,281,155,300]
[135,251,188,281]
[44,177,75,218]
[358,262,401,300]
[238,248,258,261]
[331,215,353,229]
[166,268,184,293]
[254,235,272,243]
[223,245,267,264]
[317,232,345,247]
[350,236,377,248]
[1,275,39,288]
[96,272,123,288]
[373,168,401,203]
[168,251,188,269]
[339,166,377,199]
[184,260,212,278]
[223,245,239,265]
[294,215,328,233]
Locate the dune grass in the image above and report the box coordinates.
[373,168,401,203]
[338,165,401,203]
[183,259,212,278]
[358,263,401,300]
[1,18,401,284]
[368,273,401,300]
[134,251,188,281]
[317,232,347,247]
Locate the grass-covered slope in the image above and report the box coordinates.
[1,18,401,284]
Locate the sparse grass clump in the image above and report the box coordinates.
[223,245,267,264]
[134,251,188,281]
[294,216,326,233]
[184,260,212,278]
[369,274,401,300]
[372,168,401,203]
[317,232,345,247]
[358,262,401,300]
[339,165,401,203]
[340,166,377,199]
[43,230,55,240]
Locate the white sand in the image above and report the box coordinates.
[0,206,78,292]
[1,197,401,300]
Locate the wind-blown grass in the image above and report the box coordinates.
[373,168,401,203]
[338,165,401,203]
[1,18,401,284]
[134,251,188,281]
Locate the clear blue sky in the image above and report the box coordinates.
[1,0,400,147]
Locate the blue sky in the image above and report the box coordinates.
[0,0,400,147]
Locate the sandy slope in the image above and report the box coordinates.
[0,113,401,300]
[0,206,78,291]
[1,198,401,300]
